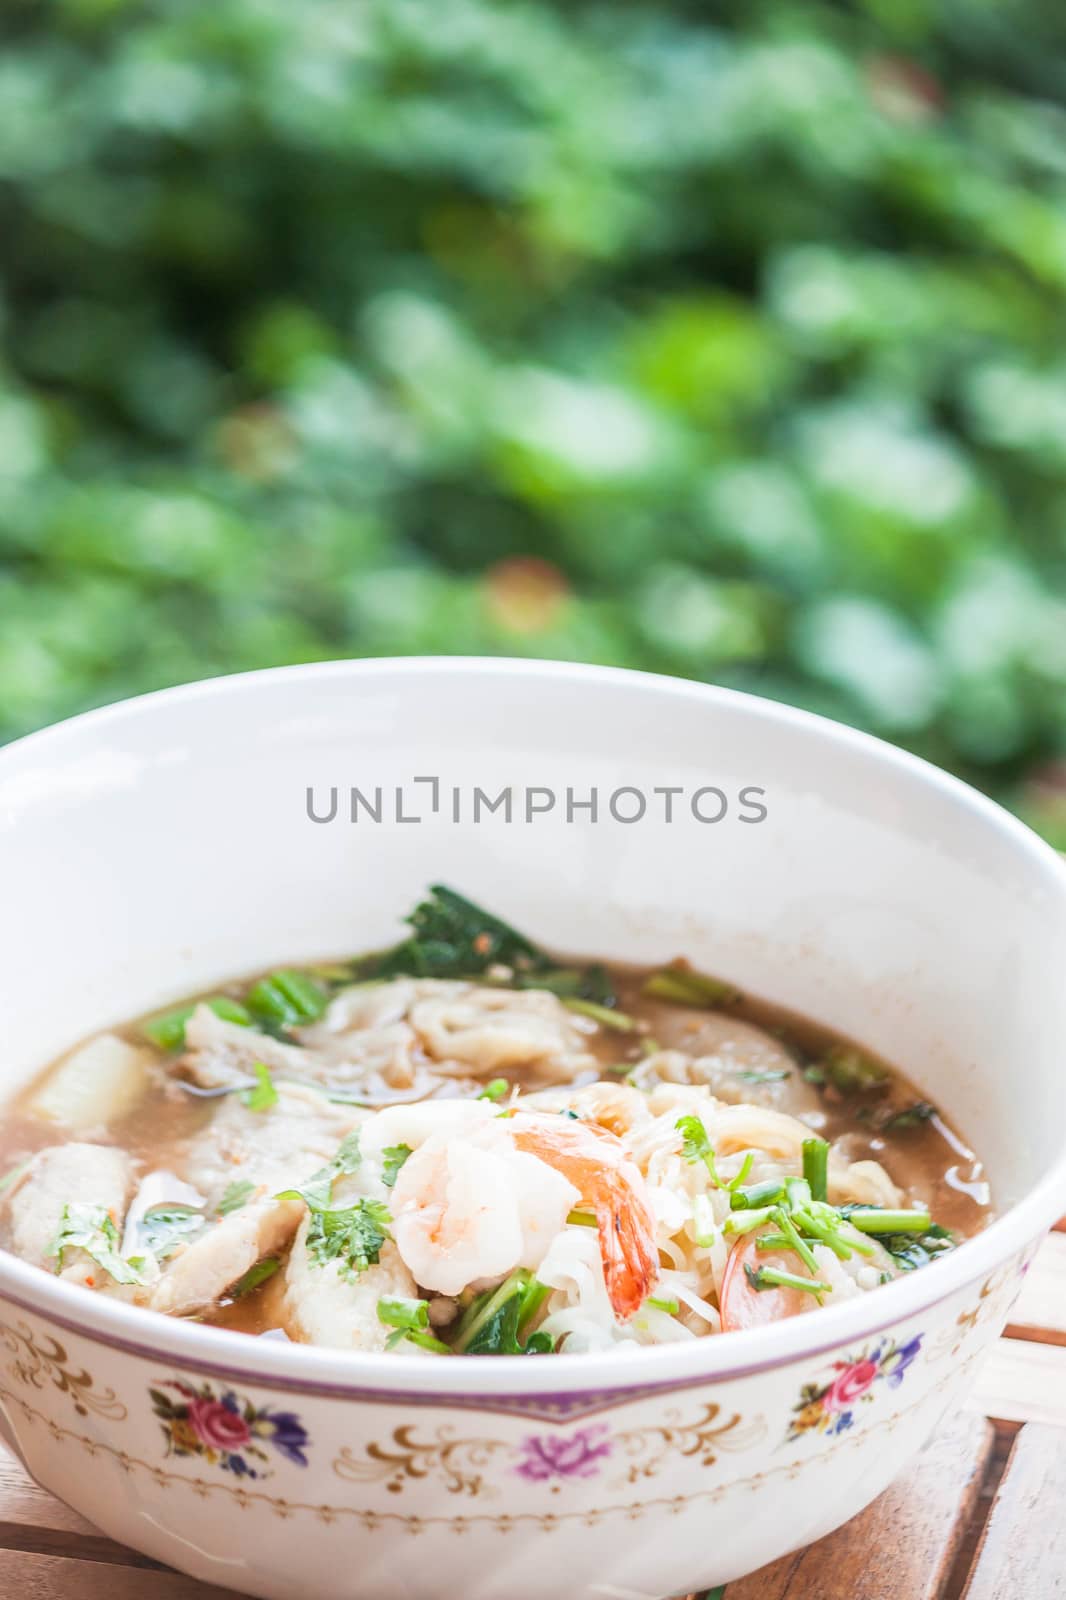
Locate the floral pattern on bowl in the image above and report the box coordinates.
[514,1424,613,1482]
[150,1378,311,1479]
[787,1334,923,1442]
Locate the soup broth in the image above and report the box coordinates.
[0,887,990,1354]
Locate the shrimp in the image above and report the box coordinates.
[388,1120,579,1296]
[507,1112,660,1321]
[374,1100,658,1319]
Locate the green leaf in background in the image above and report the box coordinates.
[0,0,1065,833]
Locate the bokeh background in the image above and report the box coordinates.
[2,0,1066,837]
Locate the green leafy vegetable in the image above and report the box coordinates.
[451,1268,551,1355]
[277,1131,363,1212]
[48,1203,147,1286]
[240,1061,278,1112]
[381,1144,413,1188]
[880,1101,938,1132]
[814,1046,888,1095]
[306,1198,392,1281]
[477,1079,509,1102]
[218,1179,256,1216]
[676,1115,751,1191]
[143,995,253,1052]
[229,1257,280,1298]
[139,1203,205,1260]
[646,1295,679,1314]
[354,885,616,1004]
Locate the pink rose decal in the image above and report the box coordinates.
[821,1359,879,1414]
[787,1334,924,1443]
[515,1425,612,1482]
[151,1380,310,1479]
[187,1397,252,1453]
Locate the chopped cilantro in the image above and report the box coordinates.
[306,1198,392,1281]
[48,1203,147,1286]
[381,1144,412,1188]
[139,1203,205,1260]
[218,1178,256,1216]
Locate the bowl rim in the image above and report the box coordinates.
[2,655,1065,1398]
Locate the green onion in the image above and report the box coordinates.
[726,1152,755,1191]
[563,998,638,1032]
[229,1257,280,1298]
[804,1201,877,1258]
[692,1193,716,1247]
[744,1263,831,1297]
[246,969,327,1028]
[240,1061,278,1112]
[772,1206,820,1274]
[477,1079,509,1102]
[730,1179,785,1210]
[640,1036,661,1057]
[755,1232,792,1250]
[143,995,253,1052]
[846,1207,933,1235]
[802,1138,829,1203]
[643,966,739,1008]
[790,1207,853,1260]
[723,1206,777,1236]
[736,1068,790,1084]
[646,1295,680,1314]
[785,1176,812,1212]
[377,1296,430,1331]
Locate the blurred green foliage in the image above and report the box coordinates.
[2,0,1066,835]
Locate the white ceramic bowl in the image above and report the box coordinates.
[1,659,1064,1599]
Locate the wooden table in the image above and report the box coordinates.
[1,1227,1063,1599]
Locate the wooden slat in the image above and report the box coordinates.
[961,1423,1066,1597]
[0,1447,167,1569]
[0,1548,232,1598]
[966,1336,1066,1427]
[721,1410,995,1599]
[1005,1232,1066,1346]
